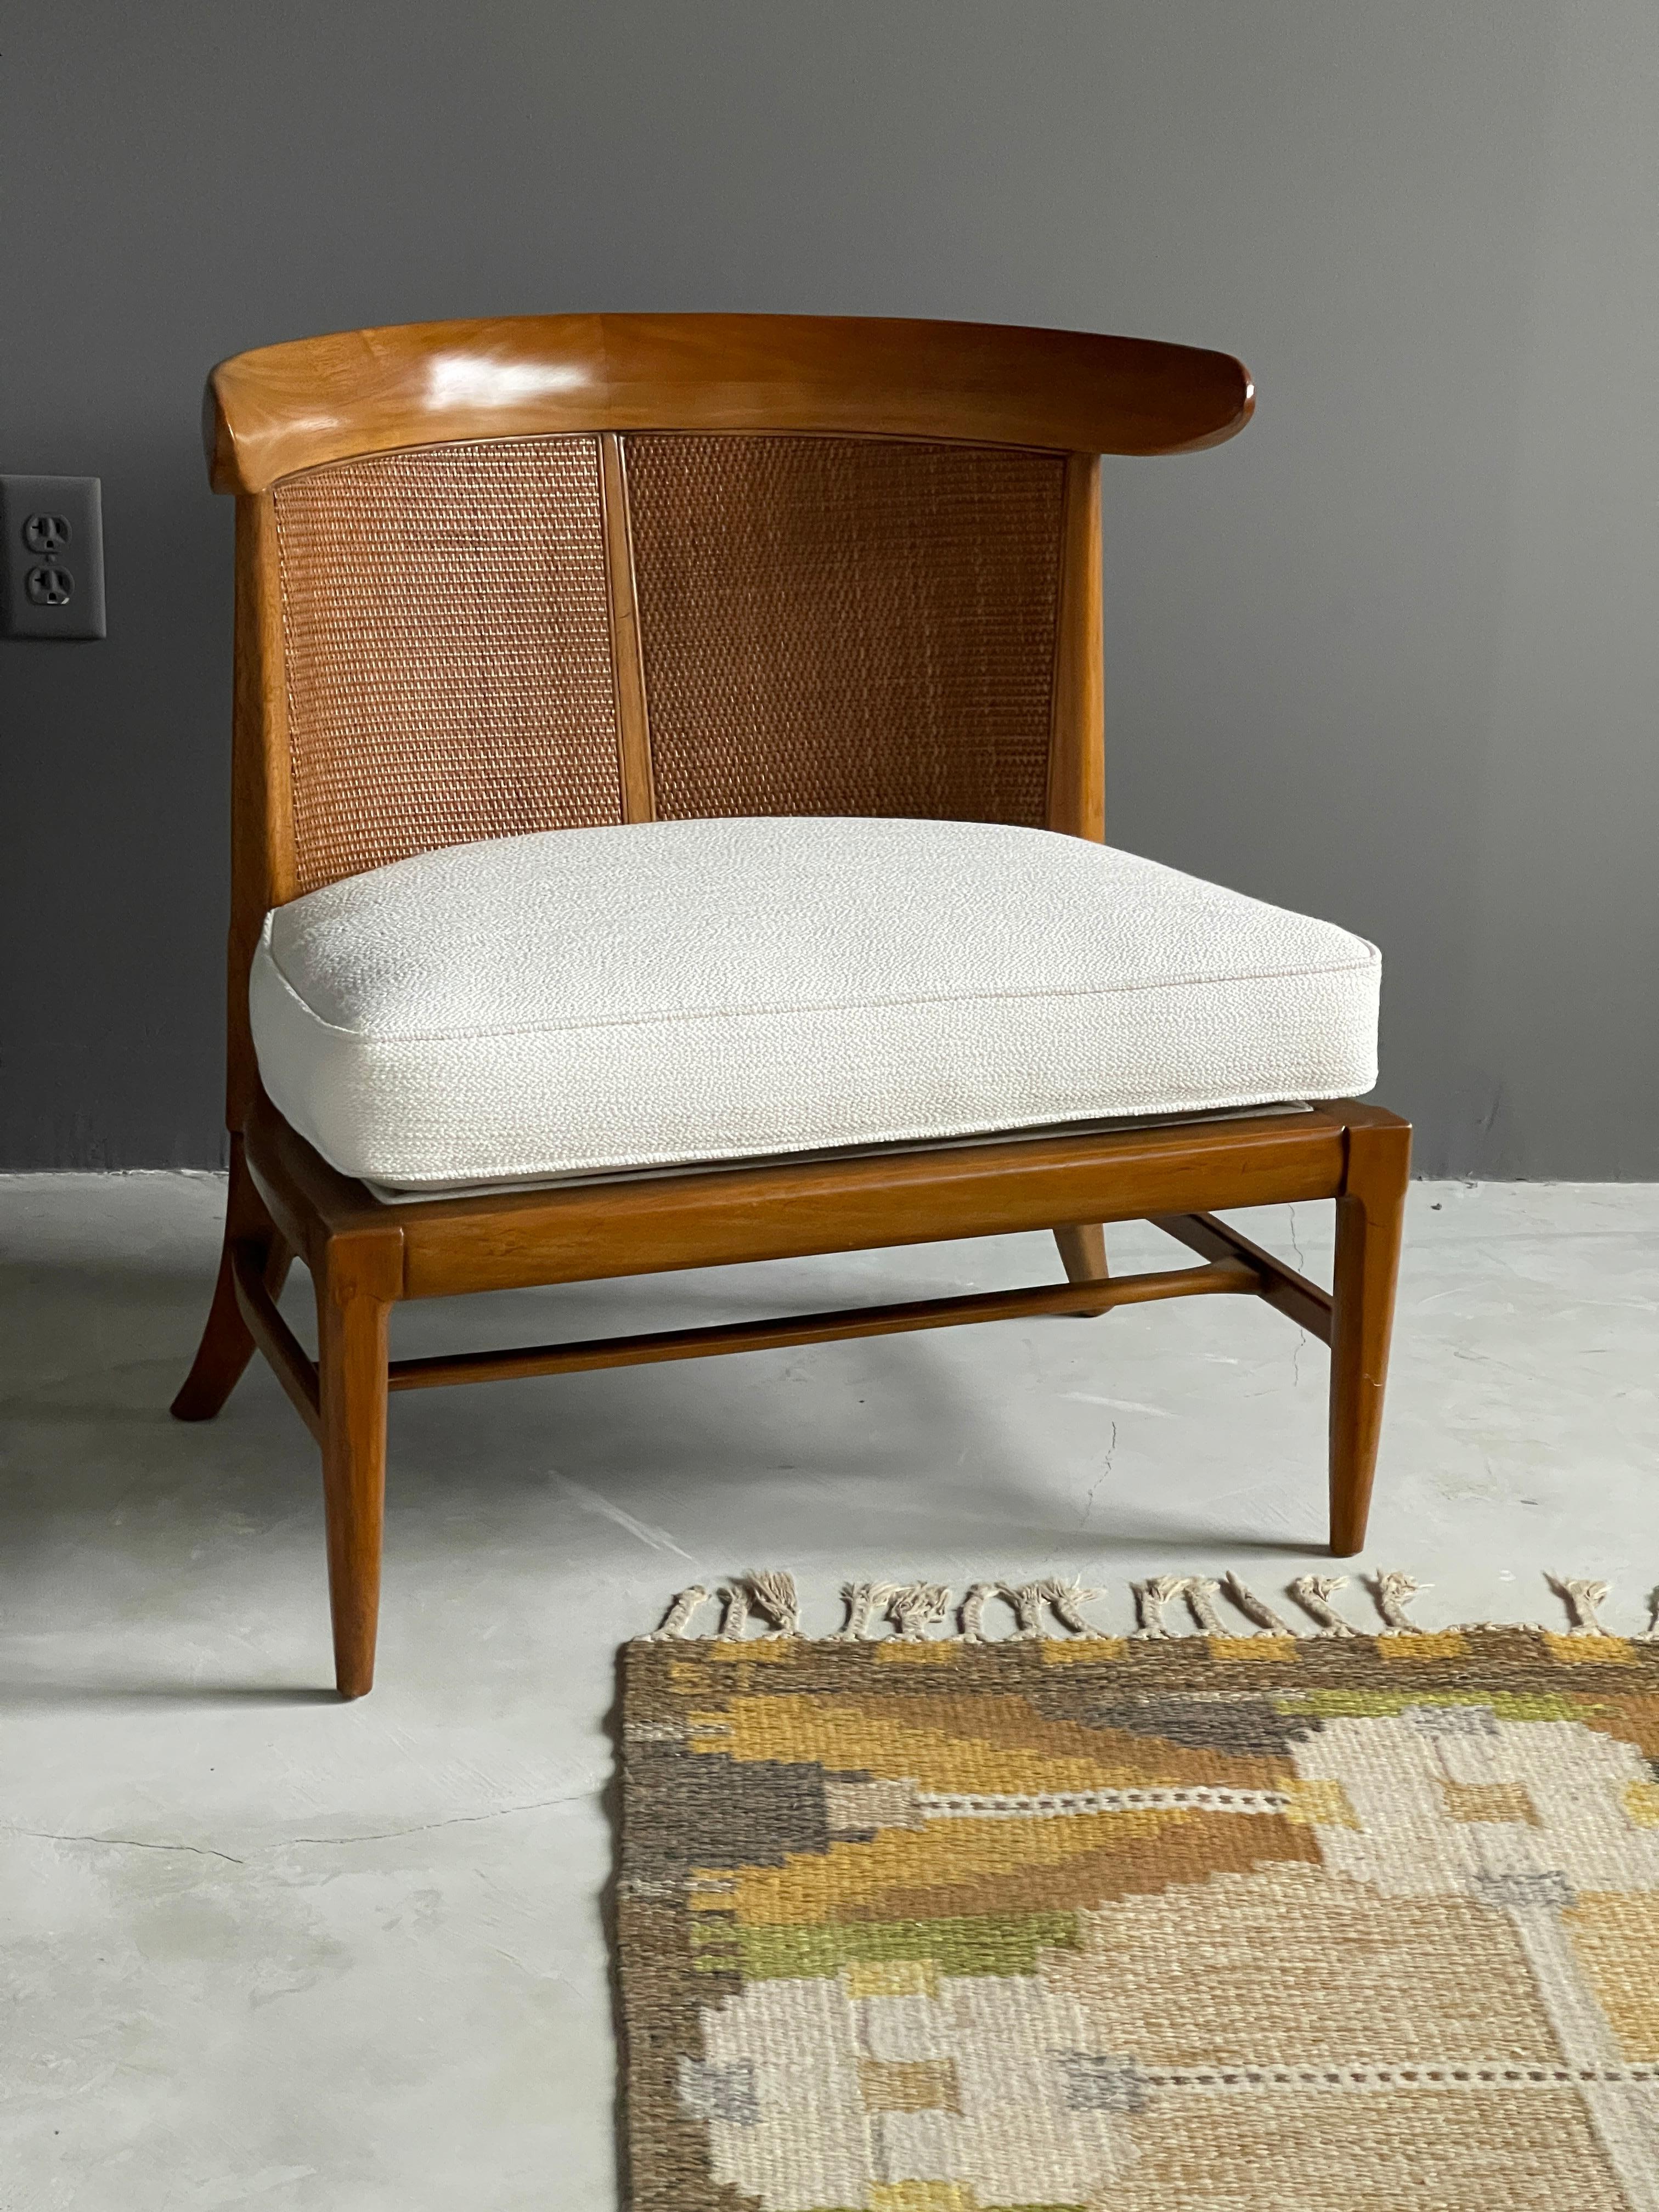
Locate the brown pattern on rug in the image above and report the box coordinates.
[619,1627,1659,2210]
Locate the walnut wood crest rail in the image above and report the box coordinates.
[171,313,1409,1697]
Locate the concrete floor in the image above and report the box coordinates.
[2,1172,1656,2209]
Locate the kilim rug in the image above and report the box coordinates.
[619,1570,1659,2212]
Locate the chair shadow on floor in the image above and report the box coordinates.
[1,1240,1336,1707]
[0,1681,343,1708]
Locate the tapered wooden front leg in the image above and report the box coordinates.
[316,1233,399,1699]
[1328,1109,1412,1556]
[1053,1224,1111,1315]
[172,1136,292,1421]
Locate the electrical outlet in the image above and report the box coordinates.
[0,475,106,640]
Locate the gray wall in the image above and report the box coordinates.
[3,2,1655,1177]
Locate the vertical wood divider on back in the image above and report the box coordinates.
[228,491,297,1129]
[1045,451,1104,843]
[599,433,657,822]
[1045,450,1110,1293]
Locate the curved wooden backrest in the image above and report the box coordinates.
[205,314,1252,492]
[210,314,1252,1125]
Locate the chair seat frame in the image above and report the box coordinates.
[172,314,1410,1696]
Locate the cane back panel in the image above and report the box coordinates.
[269,431,1068,896]
[625,435,1065,825]
[271,436,623,895]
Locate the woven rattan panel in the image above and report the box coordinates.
[273,438,622,894]
[624,435,1065,826]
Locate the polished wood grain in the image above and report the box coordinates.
[314,1228,400,1700]
[171,1136,291,1419]
[233,1093,1353,1304]
[599,432,656,822]
[242,1092,398,1257]
[1053,1223,1112,1315]
[224,1088,1403,1691]
[387,1262,1261,1394]
[173,311,1414,1699]
[1328,1106,1412,1555]
[204,314,1253,494]
[1046,454,1108,1293]
[1152,1210,1333,1343]
[229,1237,320,1440]
[225,496,296,1130]
[1046,453,1105,842]
[377,1110,1352,1301]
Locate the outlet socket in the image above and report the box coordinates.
[1,475,106,640]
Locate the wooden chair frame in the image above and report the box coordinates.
[171,314,1410,1697]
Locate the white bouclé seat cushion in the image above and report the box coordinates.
[249,815,1380,1195]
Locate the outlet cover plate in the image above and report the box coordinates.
[1,475,106,639]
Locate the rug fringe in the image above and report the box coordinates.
[642,1568,1641,1644]
[1549,1574,1611,1638]
[1287,1574,1362,1638]
[1221,1570,1295,1638]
